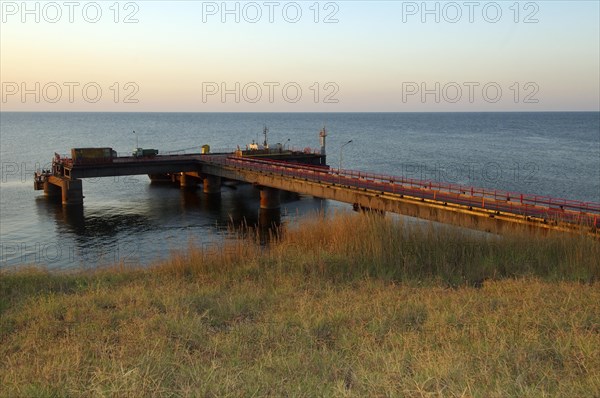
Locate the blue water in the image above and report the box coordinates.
[1,112,599,269]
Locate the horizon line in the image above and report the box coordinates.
[1,110,599,114]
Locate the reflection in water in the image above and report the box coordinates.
[44,201,156,241]
[259,208,281,228]
[35,197,83,234]
[57,205,85,233]
[258,207,282,244]
[179,189,223,214]
[27,180,332,269]
[38,182,328,237]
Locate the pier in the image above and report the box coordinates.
[34,142,600,237]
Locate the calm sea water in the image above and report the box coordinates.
[1,112,599,270]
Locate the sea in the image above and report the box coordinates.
[1,112,599,270]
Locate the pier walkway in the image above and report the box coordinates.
[34,151,600,236]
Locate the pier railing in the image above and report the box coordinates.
[202,154,600,228]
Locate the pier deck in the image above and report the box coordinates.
[34,151,600,236]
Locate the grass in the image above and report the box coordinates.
[1,212,599,397]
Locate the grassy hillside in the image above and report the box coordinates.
[1,213,599,397]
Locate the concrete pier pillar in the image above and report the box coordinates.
[260,187,280,210]
[61,179,83,206]
[203,175,221,194]
[180,173,198,189]
[44,181,61,197]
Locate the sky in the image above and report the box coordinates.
[1,0,599,111]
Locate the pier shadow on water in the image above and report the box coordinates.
[175,184,287,245]
[29,181,329,269]
[176,185,294,245]
[36,198,154,240]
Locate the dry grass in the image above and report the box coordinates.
[1,212,599,397]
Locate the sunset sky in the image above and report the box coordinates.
[1,1,599,111]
